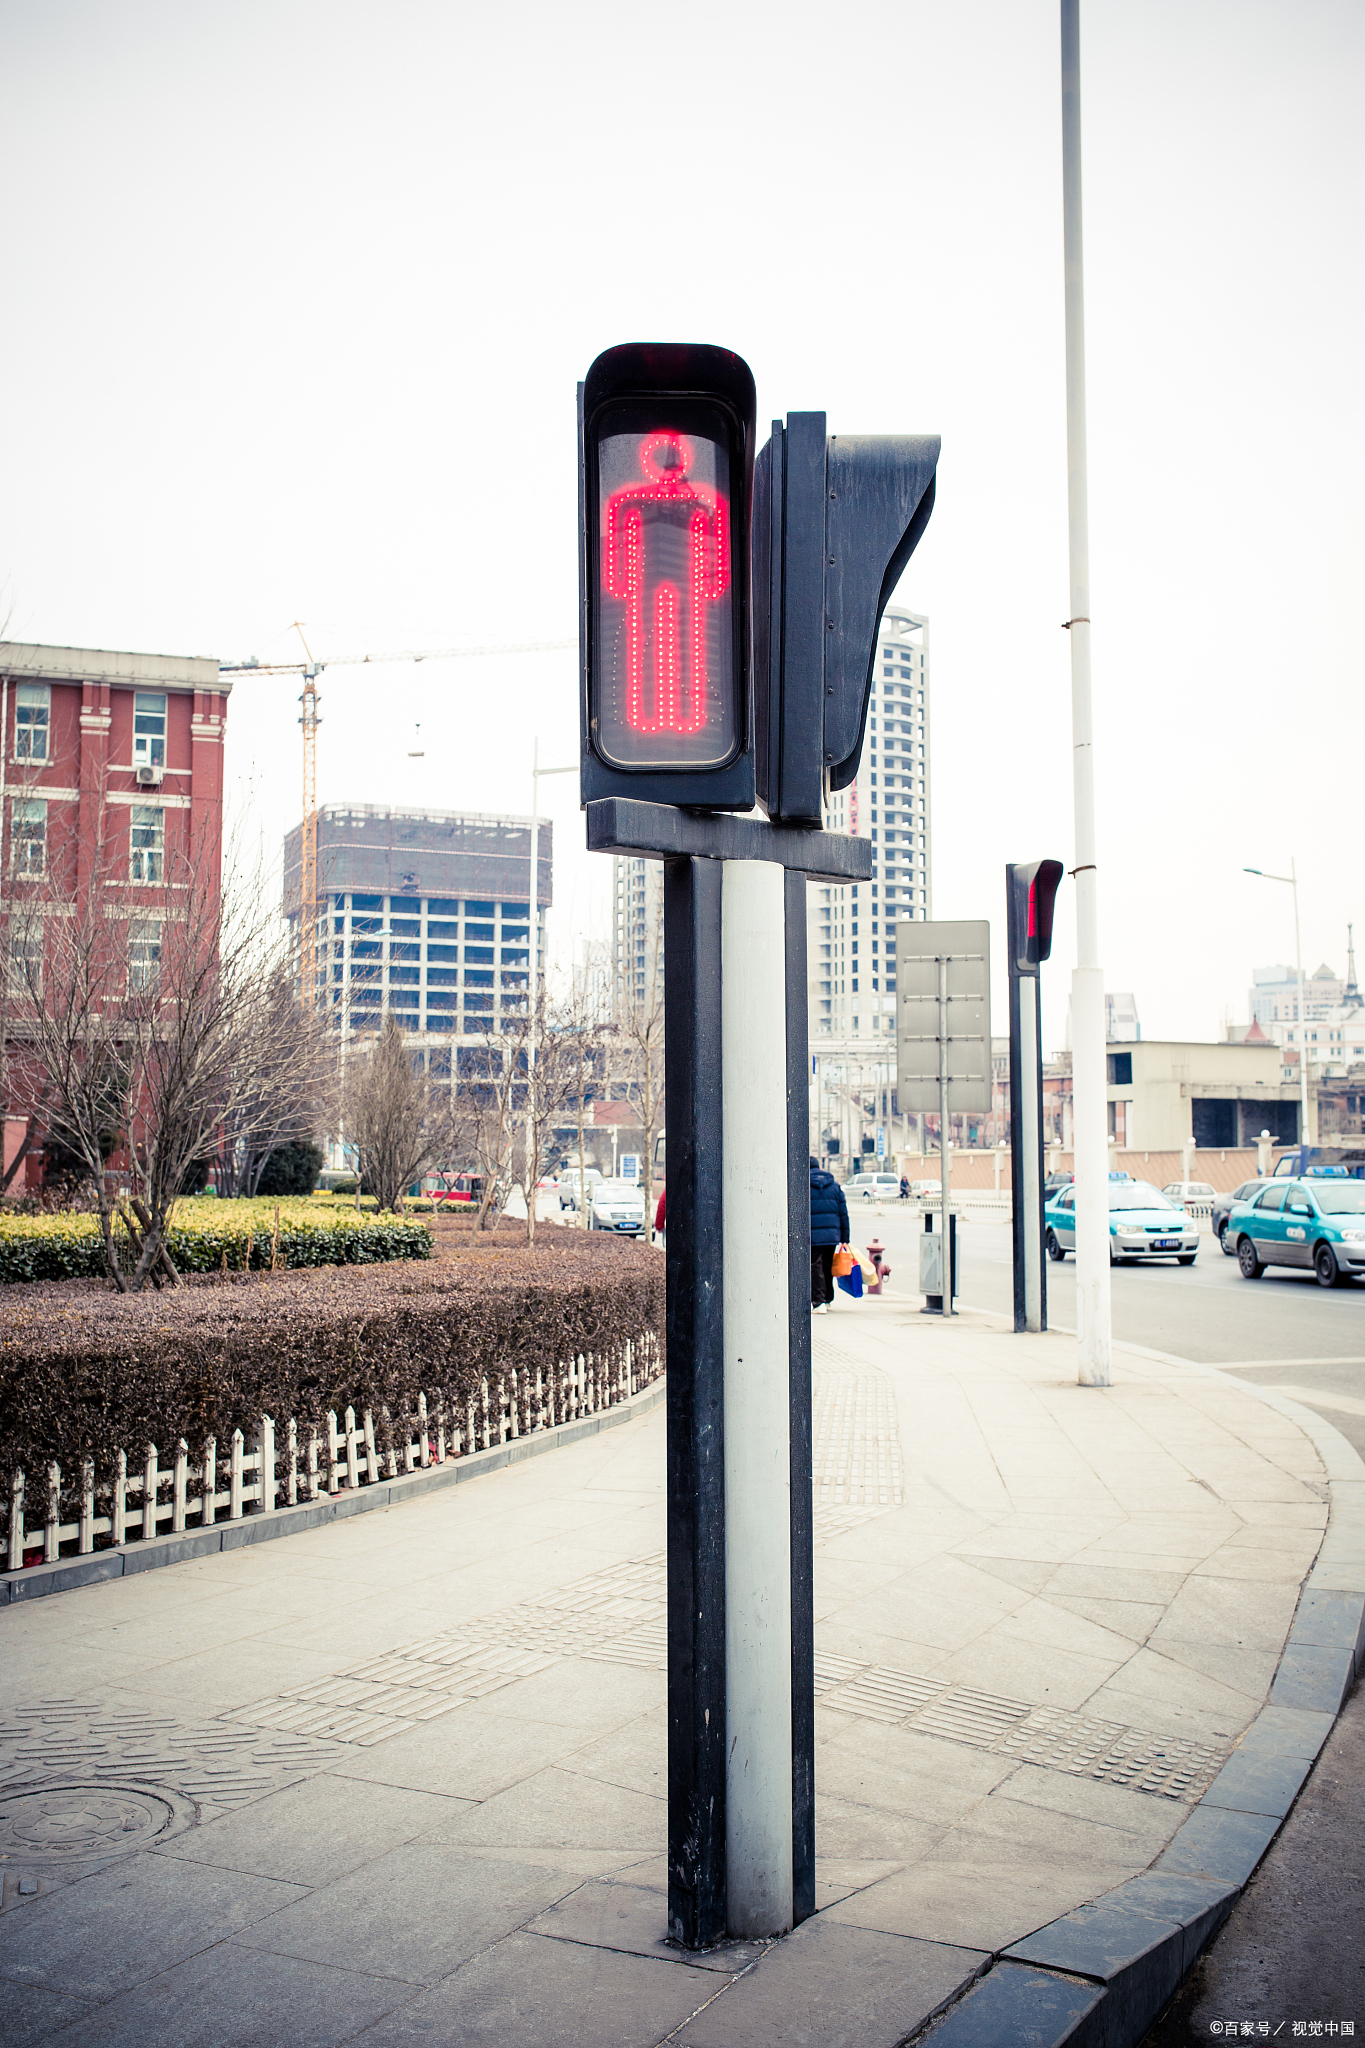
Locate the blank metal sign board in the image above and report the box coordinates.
[896,919,992,1113]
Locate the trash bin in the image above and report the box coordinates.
[919,1212,957,1313]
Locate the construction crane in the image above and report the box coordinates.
[219,629,574,1012]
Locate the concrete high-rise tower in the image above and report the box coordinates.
[808,606,931,1044]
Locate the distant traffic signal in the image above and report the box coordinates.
[753,416,939,826]
[579,343,757,811]
[1006,859,1065,975]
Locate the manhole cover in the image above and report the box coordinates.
[0,1782,191,1863]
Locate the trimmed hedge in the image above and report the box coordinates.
[0,1224,664,1497]
[0,1197,432,1284]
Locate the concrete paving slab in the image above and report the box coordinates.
[156,1771,468,1885]
[0,1977,93,2047]
[323,1702,583,1800]
[670,1916,987,2048]
[428,1764,666,1852]
[527,1879,765,1972]
[230,1843,584,1985]
[823,1855,1140,1953]
[0,1854,309,2002]
[42,1941,416,2048]
[346,1928,724,2048]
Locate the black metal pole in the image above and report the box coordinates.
[784,867,814,1927]
[664,854,727,1948]
[1034,974,1048,1333]
[1008,957,1026,1334]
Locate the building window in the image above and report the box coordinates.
[11,798,47,876]
[132,692,167,770]
[14,683,50,762]
[130,806,165,882]
[6,927,41,998]
[128,918,162,991]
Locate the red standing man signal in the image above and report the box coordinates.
[603,431,730,736]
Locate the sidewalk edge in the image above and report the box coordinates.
[2,1377,667,1606]
[908,1319,1365,2048]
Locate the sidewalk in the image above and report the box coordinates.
[0,1294,1356,2047]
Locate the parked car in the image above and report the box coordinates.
[588,1178,647,1235]
[905,1178,941,1200]
[559,1168,603,1212]
[1045,1180,1199,1266]
[1227,1177,1365,1287]
[846,1172,902,1202]
[1043,1171,1074,1198]
[1160,1181,1217,1213]
[1212,1179,1272,1254]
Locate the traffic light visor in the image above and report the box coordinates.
[1007,857,1065,972]
[591,404,741,772]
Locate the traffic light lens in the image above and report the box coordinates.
[593,420,739,770]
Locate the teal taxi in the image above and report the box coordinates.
[1044,1178,1200,1266]
[1228,1175,1365,1287]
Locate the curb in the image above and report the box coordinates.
[1,1376,667,1606]
[906,1319,1365,2047]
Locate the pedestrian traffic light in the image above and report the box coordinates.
[580,343,757,811]
[753,416,939,826]
[1006,859,1065,975]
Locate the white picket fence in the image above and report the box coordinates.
[5,1335,661,1572]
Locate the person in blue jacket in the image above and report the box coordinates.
[809,1156,850,1313]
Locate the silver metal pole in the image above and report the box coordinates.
[721,859,794,1937]
[1020,981,1043,1330]
[1061,0,1111,1386]
[939,950,952,1314]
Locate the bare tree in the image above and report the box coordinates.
[342,1011,462,1214]
[6,817,330,1290]
[614,892,665,1230]
[215,971,337,1198]
[505,988,604,1247]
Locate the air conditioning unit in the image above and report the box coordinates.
[136,764,164,787]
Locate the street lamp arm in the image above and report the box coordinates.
[1243,867,1295,886]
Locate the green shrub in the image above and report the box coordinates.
[0,1197,432,1285]
[256,1142,325,1198]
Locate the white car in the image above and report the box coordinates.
[588,1178,647,1234]
[1160,1181,1217,1213]
[559,1168,603,1212]
[846,1172,902,1202]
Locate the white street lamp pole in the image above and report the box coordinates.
[526,744,575,1206]
[1061,0,1112,1387]
[1244,862,1310,1150]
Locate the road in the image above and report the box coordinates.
[847,1205,1365,1457]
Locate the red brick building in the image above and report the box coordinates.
[0,642,230,1186]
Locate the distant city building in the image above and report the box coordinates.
[611,856,664,1013]
[1247,941,1365,1078]
[809,606,931,1045]
[282,802,550,1042]
[1249,961,1347,1028]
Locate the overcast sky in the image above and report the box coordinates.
[2,0,1360,1053]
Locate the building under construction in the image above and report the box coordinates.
[282,802,552,1040]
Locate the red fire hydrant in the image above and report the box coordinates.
[866,1239,891,1294]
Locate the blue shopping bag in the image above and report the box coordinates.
[836,1263,863,1298]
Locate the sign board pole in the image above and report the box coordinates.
[938,950,952,1316]
[593,802,864,1944]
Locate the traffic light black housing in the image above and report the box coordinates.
[753,415,939,826]
[1006,859,1065,976]
[580,343,757,812]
